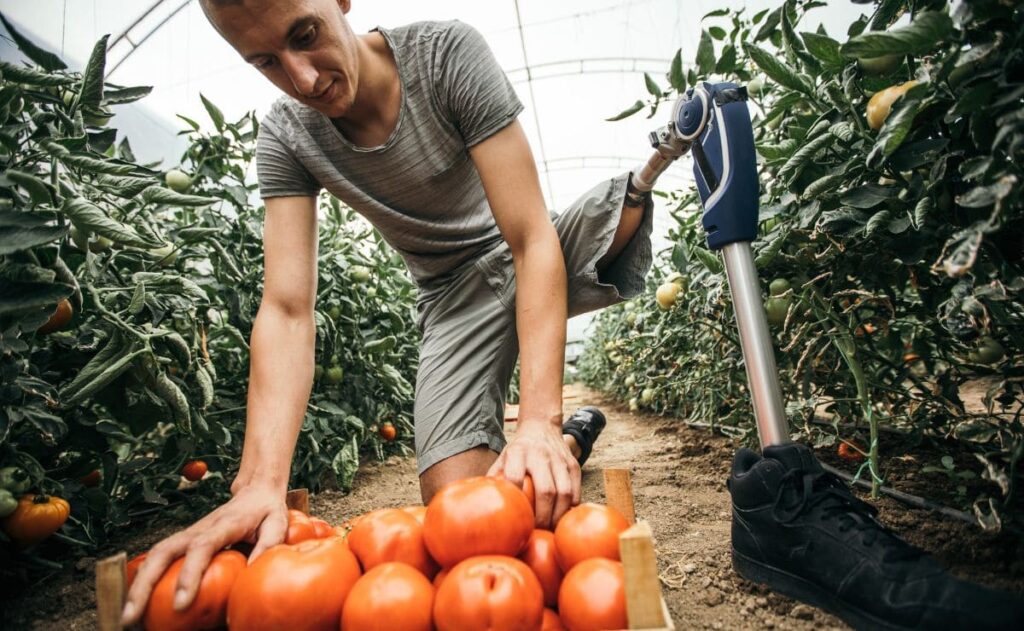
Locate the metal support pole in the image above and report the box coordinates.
[721,242,789,447]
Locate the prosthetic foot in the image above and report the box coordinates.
[653,82,1024,628]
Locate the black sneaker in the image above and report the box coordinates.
[728,443,1024,630]
[562,406,606,466]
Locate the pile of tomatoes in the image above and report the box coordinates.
[130,475,633,631]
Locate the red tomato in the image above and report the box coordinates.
[80,469,101,488]
[838,441,866,463]
[126,552,148,588]
[347,508,437,577]
[558,558,627,631]
[341,562,435,631]
[285,509,318,545]
[554,503,630,572]
[180,460,207,482]
[433,555,544,631]
[401,505,427,524]
[144,550,246,631]
[424,476,533,568]
[309,517,333,538]
[227,537,361,631]
[542,608,567,631]
[518,529,563,608]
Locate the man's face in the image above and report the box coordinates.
[206,0,359,118]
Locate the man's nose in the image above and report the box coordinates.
[280,52,319,98]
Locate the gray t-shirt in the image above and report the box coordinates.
[255,20,524,289]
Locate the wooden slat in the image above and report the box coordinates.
[620,521,673,630]
[286,488,309,514]
[96,552,127,631]
[603,468,637,525]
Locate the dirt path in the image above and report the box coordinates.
[6,383,1024,630]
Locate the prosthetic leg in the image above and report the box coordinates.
[630,82,1024,630]
[630,81,789,448]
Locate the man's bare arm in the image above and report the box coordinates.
[122,195,319,624]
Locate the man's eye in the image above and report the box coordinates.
[255,58,275,70]
[297,26,317,45]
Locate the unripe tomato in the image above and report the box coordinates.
[0,466,31,494]
[640,388,655,405]
[181,460,208,482]
[433,556,544,631]
[769,278,791,297]
[747,75,765,96]
[149,243,179,267]
[558,558,627,631]
[351,265,372,282]
[623,374,636,388]
[858,54,902,75]
[227,537,361,631]
[628,397,639,412]
[655,282,680,310]
[144,550,246,631]
[165,169,192,193]
[764,297,790,328]
[326,365,344,384]
[0,489,17,518]
[37,299,73,334]
[424,476,534,568]
[1,494,71,547]
[341,562,435,631]
[553,503,630,572]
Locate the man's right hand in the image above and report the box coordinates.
[120,483,289,626]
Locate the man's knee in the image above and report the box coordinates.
[419,446,499,504]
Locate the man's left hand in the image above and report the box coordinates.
[487,420,581,529]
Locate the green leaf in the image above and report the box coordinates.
[62,196,162,248]
[755,8,782,42]
[801,32,843,67]
[715,44,737,75]
[703,8,730,20]
[696,30,716,75]
[4,169,55,205]
[709,26,727,40]
[79,35,109,111]
[693,245,723,274]
[870,0,908,31]
[140,186,217,207]
[94,174,155,198]
[777,132,834,185]
[606,100,645,122]
[0,279,73,315]
[0,224,67,255]
[841,11,953,58]
[818,207,867,237]
[0,13,66,71]
[103,85,152,105]
[668,49,686,92]
[60,153,136,175]
[913,196,933,229]
[643,73,663,98]
[0,61,73,87]
[865,209,891,236]
[744,42,813,95]
[200,93,225,131]
[841,184,895,209]
[956,178,1015,209]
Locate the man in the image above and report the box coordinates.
[123,0,647,623]
[123,2,1024,629]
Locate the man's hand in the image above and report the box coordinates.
[120,483,289,626]
[488,421,581,529]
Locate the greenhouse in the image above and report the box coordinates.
[0,0,1022,629]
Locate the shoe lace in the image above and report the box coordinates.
[771,468,923,561]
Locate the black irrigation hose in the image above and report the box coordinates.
[820,462,1024,537]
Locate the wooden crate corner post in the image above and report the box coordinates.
[96,551,127,631]
[603,468,674,631]
[286,487,310,514]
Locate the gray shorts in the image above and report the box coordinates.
[412,172,654,474]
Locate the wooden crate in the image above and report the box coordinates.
[97,478,675,631]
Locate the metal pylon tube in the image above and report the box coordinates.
[721,242,789,447]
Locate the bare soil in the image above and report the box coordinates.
[4,383,1023,630]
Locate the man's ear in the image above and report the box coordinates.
[338,0,351,15]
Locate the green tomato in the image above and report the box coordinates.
[165,169,192,193]
[328,305,343,321]
[624,374,636,388]
[971,337,1005,365]
[765,297,791,328]
[625,312,637,326]
[314,365,325,381]
[366,287,378,298]
[0,489,17,518]
[149,243,179,267]
[84,110,113,127]
[0,466,30,495]
[747,76,765,96]
[89,235,113,253]
[326,365,344,384]
[857,54,901,76]
[70,225,90,251]
[628,397,639,412]
[351,265,372,283]
[9,96,23,117]
[769,278,791,297]
[640,388,655,405]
